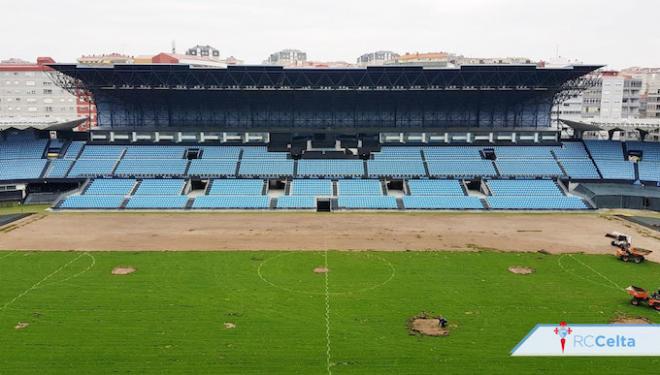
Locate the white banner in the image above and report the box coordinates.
[511,323,660,356]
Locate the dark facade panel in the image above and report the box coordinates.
[49,63,601,133]
[94,90,553,132]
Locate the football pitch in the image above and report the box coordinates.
[0,250,658,374]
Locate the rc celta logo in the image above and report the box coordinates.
[511,323,660,356]
[554,321,572,353]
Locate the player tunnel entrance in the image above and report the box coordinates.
[316,198,331,212]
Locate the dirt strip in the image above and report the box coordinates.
[0,212,658,261]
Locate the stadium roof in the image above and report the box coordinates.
[577,183,660,198]
[0,118,85,131]
[49,63,602,92]
[559,119,604,132]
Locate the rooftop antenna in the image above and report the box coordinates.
[171,40,176,54]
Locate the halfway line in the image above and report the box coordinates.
[323,250,332,375]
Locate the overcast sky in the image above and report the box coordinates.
[1,0,657,68]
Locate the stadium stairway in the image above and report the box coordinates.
[581,140,604,179]
[420,151,431,177]
[552,151,570,177]
[554,180,569,196]
[185,198,195,209]
[39,160,51,179]
[129,180,142,195]
[491,161,501,177]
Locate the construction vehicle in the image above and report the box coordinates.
[606,232,653,263]
[625,286,660,311]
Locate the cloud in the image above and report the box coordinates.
[0,0,657,68]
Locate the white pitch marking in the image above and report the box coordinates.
[39,252,96,288]
[323,250,332,375]
[557,254,621,292]
[0,253,85,312]
[257,252,395,296]
[569,254,623,290]
[0,251,16,261]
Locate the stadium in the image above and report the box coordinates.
[1,62,659,374]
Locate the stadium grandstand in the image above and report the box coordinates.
[2,62,660,211]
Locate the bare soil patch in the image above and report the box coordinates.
[0,213,658,261]
[610,315,651,324]
[14,322,29,330]
[111,266,136,275]
[223,322,236,329]
[508,266,534,275]
[408,313,449,336]
[313,267,329,273]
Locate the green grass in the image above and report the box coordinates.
[0,203,50,215]
[0,250,658,374]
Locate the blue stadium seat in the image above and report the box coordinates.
[372,147,422,159]
[584,140,624,160]
[241,147,289,159]
[492,146,556,159]
[407,180,465,196]
[627,141,660,162]
[422,147,482,160]
[276,196,317,209]
[427,160,497,177]
[134,179,186,195]
[0,138,48,159]
[114,159,188,177]
[402,196,484,209]
[367,160,426,177]
[45,160,75,178]
[486,196,588,210]
[59,195,124,209]
[495,160,563,177]
[84,179,136,195]
[486,180,563,196]
[554,142,591,159]
[122,146,186,159]
[558,160,601,179]
[0,159,47,180]
[594,160,635,180]
[63,141,86,159]
[125,195,189,209]
[337,196,397,209]
[290,180,333,196]
[78,145,126,159]
[238,160,294,177]
[638,161,660,182]
[200,146,242,159]
[297,160,364,177]
[187,159,237,177]
[68,159,118,177]
[192,195,270,209]
[337,180,383,195]
[208,179,265,195]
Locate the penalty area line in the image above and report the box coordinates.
[0,253,85,312]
